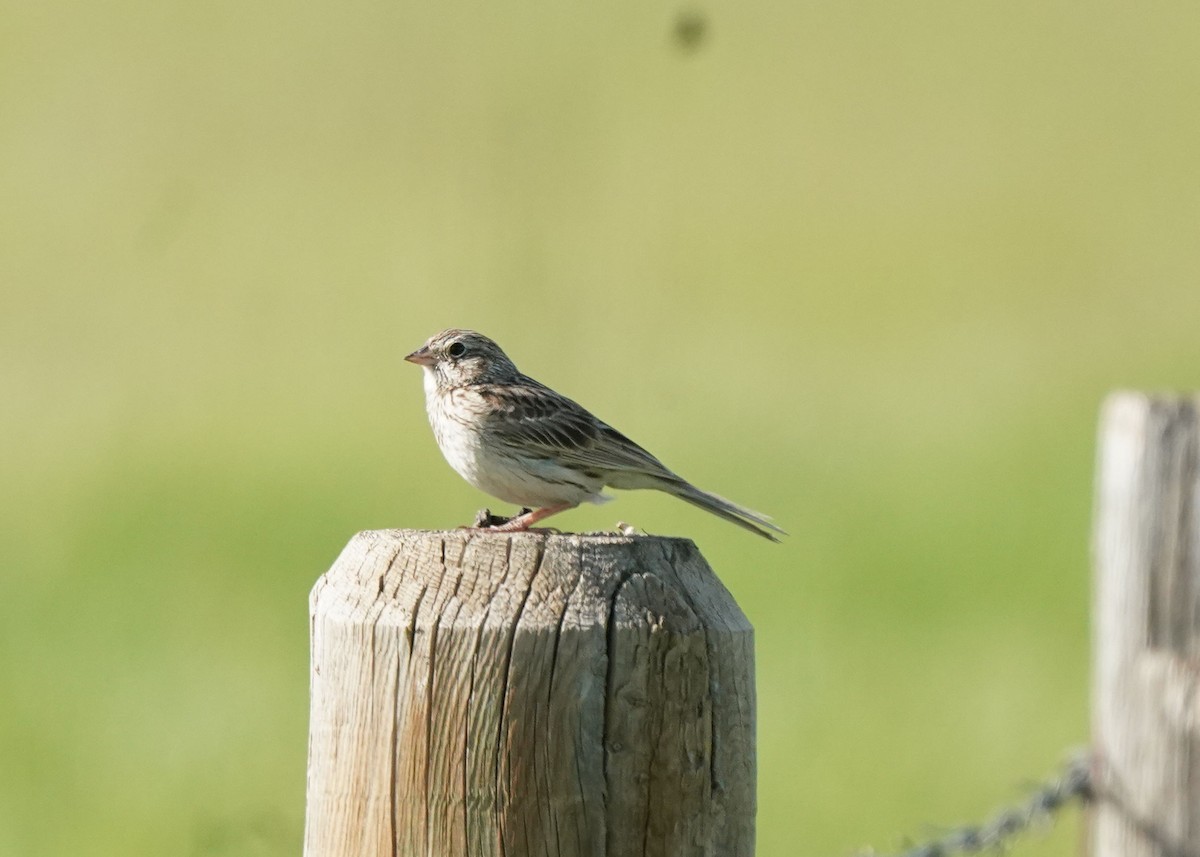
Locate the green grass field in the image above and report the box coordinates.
[4,2,1200,854]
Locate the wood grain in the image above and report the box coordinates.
[304,529,756,857]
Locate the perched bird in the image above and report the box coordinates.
[405,329,785,542]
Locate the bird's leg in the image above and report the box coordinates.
[486,503,575,532]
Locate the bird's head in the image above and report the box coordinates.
[405,329,520,387]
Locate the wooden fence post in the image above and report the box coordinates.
[303,529,756,857]
[1092,392,1200,856]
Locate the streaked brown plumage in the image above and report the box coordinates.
[405,328,784,541]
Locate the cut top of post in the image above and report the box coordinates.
[310,528,752,635]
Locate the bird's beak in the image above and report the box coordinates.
[405,343,439,364]
[404,345,436,366]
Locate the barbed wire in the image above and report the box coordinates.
[859,751,1093,857]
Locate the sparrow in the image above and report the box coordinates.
[405,328,784,542]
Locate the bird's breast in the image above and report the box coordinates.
[426,386,483,476]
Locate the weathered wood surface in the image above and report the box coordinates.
[303,528,756,857]
[1092,393,1200,857]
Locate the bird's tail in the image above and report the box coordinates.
[667,481,786,543]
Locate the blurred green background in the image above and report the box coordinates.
[4,1,1198,854]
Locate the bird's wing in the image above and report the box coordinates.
[473,379,676,478]
[471,378,786,540]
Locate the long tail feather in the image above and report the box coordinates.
[669,483,786,543]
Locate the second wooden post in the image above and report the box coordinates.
[1091,393,1200,856]
[304,528,756,857]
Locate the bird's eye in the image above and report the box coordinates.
[447,342,466,358]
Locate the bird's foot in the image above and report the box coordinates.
[465,507,531,528]
[463,508,561,533]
